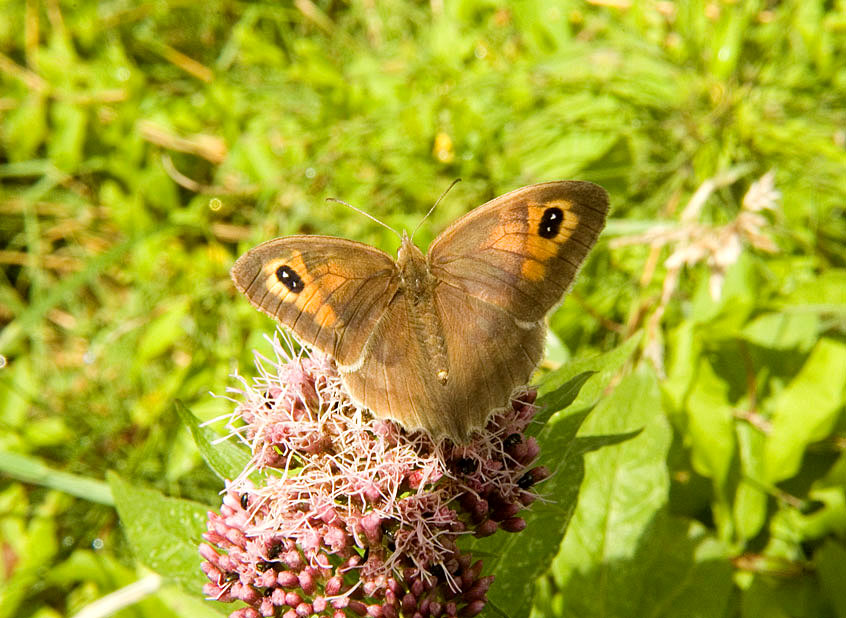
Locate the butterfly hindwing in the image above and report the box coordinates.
[231,236,400,366]
[340,281,546,442]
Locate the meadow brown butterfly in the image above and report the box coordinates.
[232,181,609,443]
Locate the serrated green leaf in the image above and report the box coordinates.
[108,472,211,592]
[533,371,594,427]
[471,347,641,618]
[764,338,846,483]
[549,367,733,618]
[175,400,252,482]
[554,367,669,573]
[535,334,640,412]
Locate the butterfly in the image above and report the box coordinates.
[231,181,609,443]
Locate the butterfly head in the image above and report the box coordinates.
[397,231,430,298]
[397,230,424,267]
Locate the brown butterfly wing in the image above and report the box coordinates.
[432,284,546,440]
[339,285,545,442]
[338,291,441,436]
[231,236,400,366]
[428,181,609,321]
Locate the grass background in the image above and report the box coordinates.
[1,0,845,616]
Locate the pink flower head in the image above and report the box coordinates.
[201,333,547,617]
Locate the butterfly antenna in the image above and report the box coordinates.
[411,178,462,241]
[326,197,402,240]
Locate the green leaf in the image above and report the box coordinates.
[734,423,767,542]
[535,334,640,415]
[816,540,846,618]
[49,549,135,588]
[685,357,736,489]
[689,253,757,332]
[663,321,702,413]
[550,367,733,618]
[175,400,252,482]
[472,344,641,618]
[0,356,34,429]
[792,486,846,540]
[780,269,846,310]
[159,586,231,617]
[0,498,58,618]
[108,472,211,592]
[764,338,846,483]
[2,94,47,161]
[553,367,669,574]
[47,102,87,171]
[136,298,191,362]
[741,575,830,618]
[741,312,820,351]
[552,515,732,618]
[477,410,587,618]
[48,550,189,618]
[532,371,595,427]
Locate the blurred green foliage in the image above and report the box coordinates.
[1,0,845,616]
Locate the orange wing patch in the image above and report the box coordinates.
[262,252,338,325]
[486,200,580,282]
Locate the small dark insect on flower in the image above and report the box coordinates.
[266,542,282,560]
[517,471,535,489]
[504,432,522,448]
[384,527,397,552]
[200,335,548,618]
[455,456,477,475]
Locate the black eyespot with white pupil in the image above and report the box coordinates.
[275,265,304,293]
[538,206,564,239]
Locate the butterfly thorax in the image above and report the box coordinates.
[397,232,450,385]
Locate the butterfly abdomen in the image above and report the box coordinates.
[398,235,450,386]
[409,294,450,385]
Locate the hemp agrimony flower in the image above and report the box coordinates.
[200,333,548,617]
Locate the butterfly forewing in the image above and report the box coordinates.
[428,181,609,322]
[231,236,400,366]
